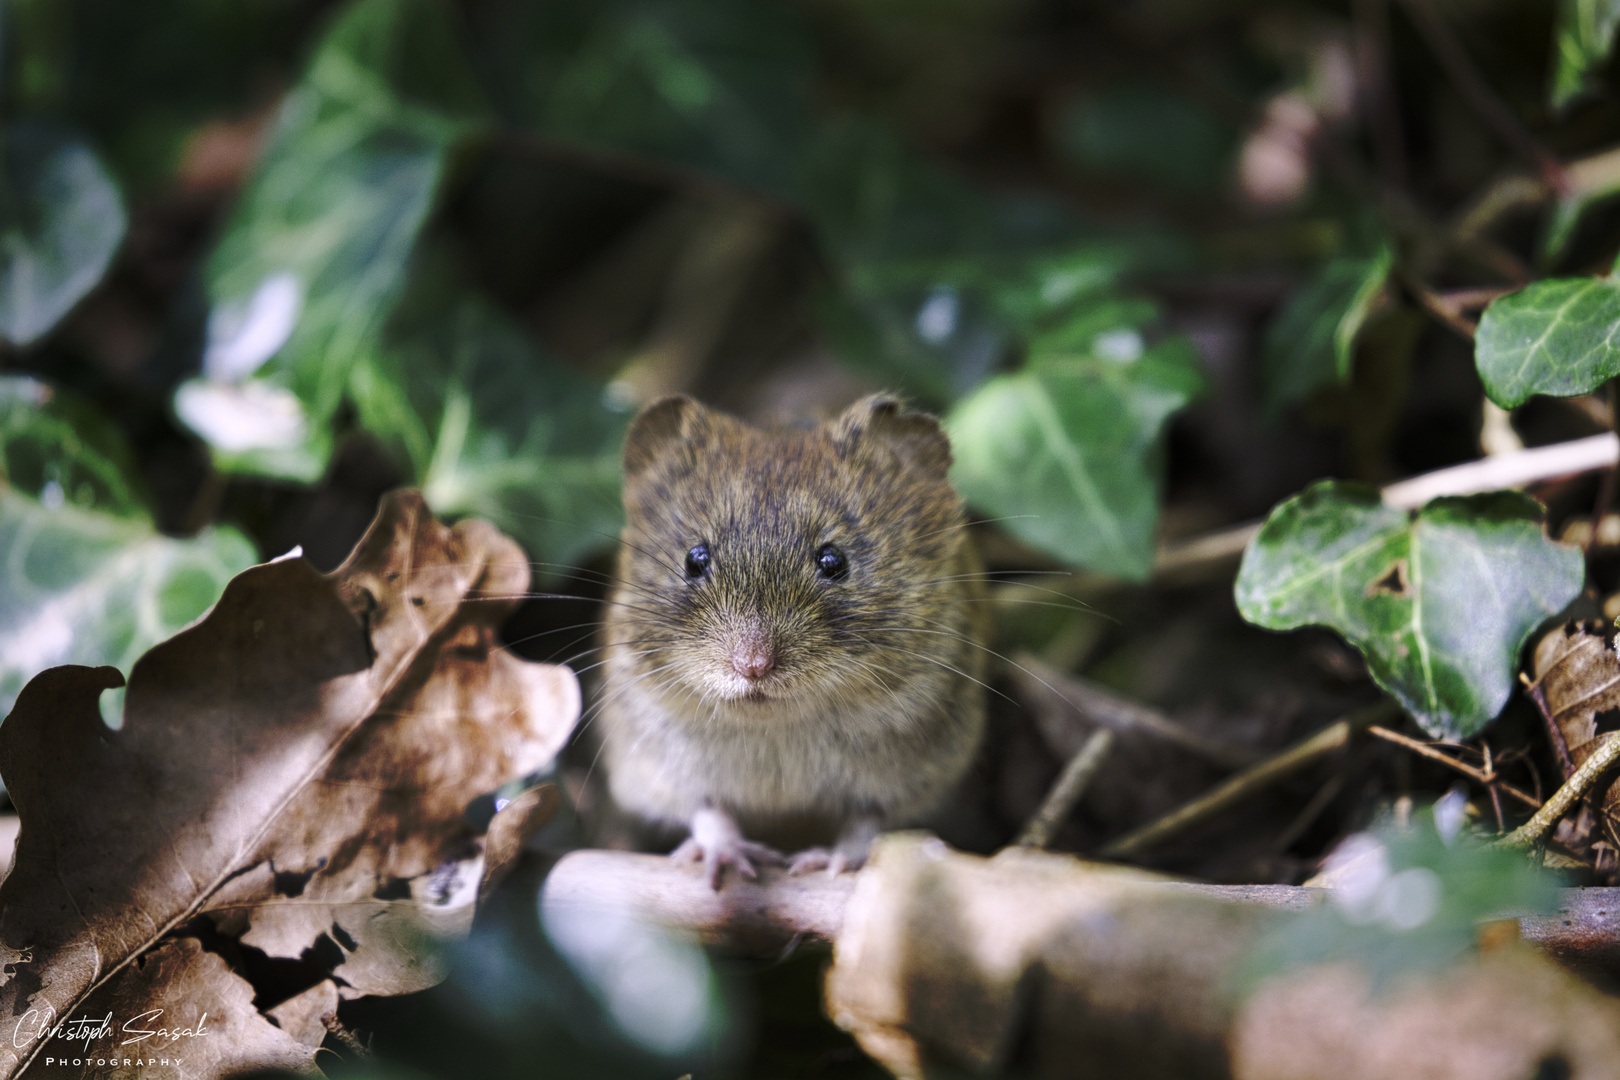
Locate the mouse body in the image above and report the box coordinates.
[597,394,988,885]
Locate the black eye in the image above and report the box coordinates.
[816,543,848,581]
[684,543,711,580]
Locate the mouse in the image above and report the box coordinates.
[596,393,989,887]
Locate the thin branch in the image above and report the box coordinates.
[1484,740,1506,833]
[1099,702,1399,859]
[1499,734,1620,851]
[1368,725,1541,809]
[1379,432,1620,508]
[1403,282,1516,342]
[1587,379,1620,553]
[321,1013,373,1062]
[1272,772,1346,853]
[1012,654,1256,769]
[1403,273,1482,341]
[1522,672,1576,780]
[540,845,1620,968]
[1396,0,1568,191]
[1017,729,1115,849]
[1155,432,1620,577]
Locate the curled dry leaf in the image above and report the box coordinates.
[1531,622,1620,855]
[0,490,577,1077]
[28,939,336,1080]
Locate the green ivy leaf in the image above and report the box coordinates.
[1551,0,1620,110]
[1234,482,1584,740]
[945,336,1204,581]
[0,377,256,721]
[0,376,143,515]
[0,495,257,723]
[0,122,126,346]
[350,255,626,572]
[1261,248,1392,416]
[178,0,487,481]
[1474,276,1620,408]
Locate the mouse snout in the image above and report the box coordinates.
[728,620,777,680]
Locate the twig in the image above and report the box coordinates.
[1587,380,1620,553]
[1396,0,1568,191]
[1098,702,1398,859]
[1152,522,1260,577]
[1403,273,1481,341]
[1271,772,1345,853]
[542,849,855,954]
[1017,729,1115,848]
[1406,282,1518,341]
[1435,286,1516,312]
[1155,432,1620,578]
[1011,654,1255,769]
[321,1013,373,1061]
[1499,734,1620,851]
[1378,432,1620,508]
[1485,740,1506,833]
[1522,673,1575,779]
[1368,725,1541,809]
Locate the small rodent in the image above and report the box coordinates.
[598,393,988,886]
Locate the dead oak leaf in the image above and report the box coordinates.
[0,490,576,1078]
[27,938,335,1079]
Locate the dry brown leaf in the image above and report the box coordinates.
[480,785,560,906]
[0,490,576,1077]
[28,939,335,1080]
[1531,622,1620,851]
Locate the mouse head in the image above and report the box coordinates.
[610,394,972,710]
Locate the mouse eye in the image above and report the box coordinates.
[816,543,848,581]
[684,543,711,580]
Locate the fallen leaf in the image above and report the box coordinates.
[1531,622,1620,852]
[0,490,576,1077]
[26,938,334,1079]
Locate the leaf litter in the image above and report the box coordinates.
[0,490,578,1077]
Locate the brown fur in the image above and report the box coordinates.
[598,394,989,845]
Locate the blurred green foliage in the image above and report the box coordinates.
[7,0,1620,1065]
[1245,800,1559,989]
[0,0,1617,750]
[0,377,255,721]
[0,122,125,346]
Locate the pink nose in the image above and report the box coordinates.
[731,642,776,680]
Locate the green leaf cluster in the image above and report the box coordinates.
[0,378,256,722]
[1261,247,1392,416]
[0,123,126,347]
[170,0,632,569]
[1551,0,1620,111]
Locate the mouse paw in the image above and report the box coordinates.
[788,817,881,877]
[674,807,781,889]
[787,846,853,877]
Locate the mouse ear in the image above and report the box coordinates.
[832,394,953,476]
[623,396,709,478]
